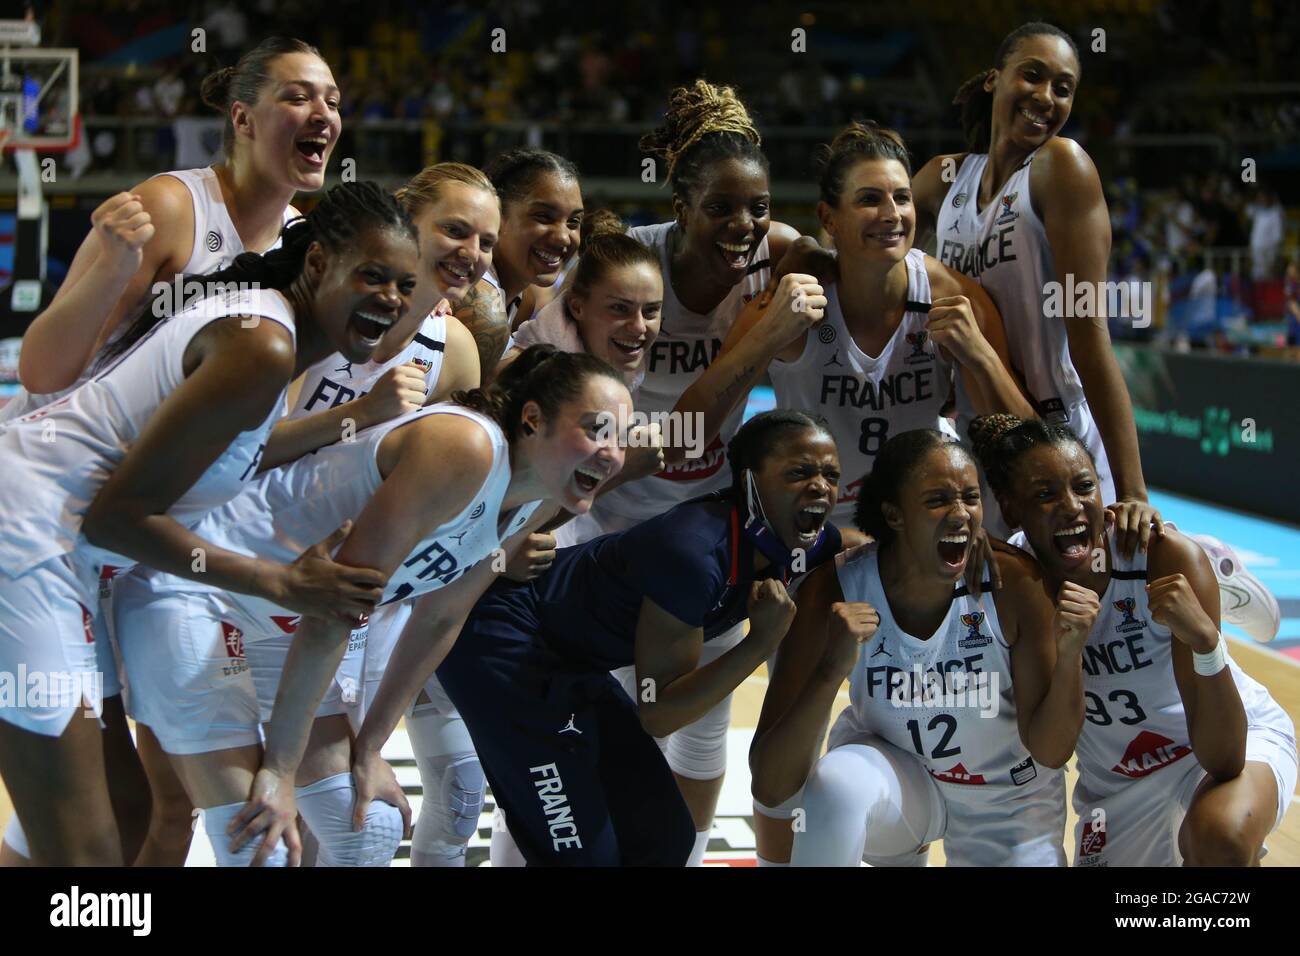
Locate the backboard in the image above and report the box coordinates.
[0,46,80,152]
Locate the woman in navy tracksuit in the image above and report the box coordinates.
[437,410,845,865]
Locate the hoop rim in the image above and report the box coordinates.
[1,112,81,153]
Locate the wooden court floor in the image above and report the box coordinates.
[2,635,1297,866]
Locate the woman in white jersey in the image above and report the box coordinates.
[911,21,1280,641]
[678,121,1034,532]
[751,429,1093,866]
[155,347,625,866]
[971,414,1297,866]
[0,182,418,865]
[115,163,495,869]
[557,80,815,863]
[0,37,344,867]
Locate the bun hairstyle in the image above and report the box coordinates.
[852,429,974,543]
[395,162,497,218]
[484,148,580,213]
[727,409,834,498]
[639,79,767,205]
[560,210,661,321]
[967,413,1094,500]
[815,121,912,207]
[952,21,1080,154]
[97,181,415,368]
[453,343,624,442]
[200,36,324,159]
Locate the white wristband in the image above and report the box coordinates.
[1192,634,1227,677]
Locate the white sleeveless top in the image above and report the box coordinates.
[1009,528,1292,799]
[934,150,1083,426]
[768,249,953,524]
[0,166,296,424]
[833,543,1059,799]
[592,220,771,525]
[289,306,449,420]
[0,286,296,576]
[151,404,542,637]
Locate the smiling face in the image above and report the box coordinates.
[676,157,772,288]
[568,262,663,376]
[495,172,584,293]
[410,182,501,311]
[986,33,1079,152]
[308,225,420,363]
[236,51,343,192]
[523,373,631,515]
[751,427,840,553]
[884,445,982,582]
[819,158,914,267]
[1001,441,1105,581]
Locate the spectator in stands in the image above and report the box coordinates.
[1285,259,1300,348]
[1248,187,1285,280]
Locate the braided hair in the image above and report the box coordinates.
[967,413,1093,501]
[640,80,767,205]
[97,181,415,368]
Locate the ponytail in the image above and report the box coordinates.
[453,344,623,442]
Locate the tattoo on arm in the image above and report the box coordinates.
[454,284,510,385]
[713,365,757,408]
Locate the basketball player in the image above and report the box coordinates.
[0,37,344,867]
[578,80,816,863]
[677,121,1034,530]
[911,21,1279,641]
[364,410,841,865]
[0,182,416,865]
[136,347,625,865]
[752,429,1089,866]
[971,414,1297,866]
[113,163,495,869]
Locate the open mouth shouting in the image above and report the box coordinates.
[717,239,754,271]
[1051,521,1092,566]
[573,463,608,496]
[295,133,330,168]
[792,500,830,548]
[936,530,971,574]
[348,308,395,349]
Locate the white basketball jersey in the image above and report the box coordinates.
[593,220,771,525]
[934,150,1083,423]
[834,544,1058,799]
[768,249,953,524]
[1010,528,1291,799]
[0,287,296,576]
[0,166,296,425]
[289,308,448,420]
[171,404,541,637]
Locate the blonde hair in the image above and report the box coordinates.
[395,162,498,217]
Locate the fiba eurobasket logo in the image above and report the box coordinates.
[1112,597,1144,633]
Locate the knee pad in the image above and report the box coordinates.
[665,692,732,780]
[411,751,485,867]
[295,772,402,867]
[3,813,30,860]
[201,802,290,867]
